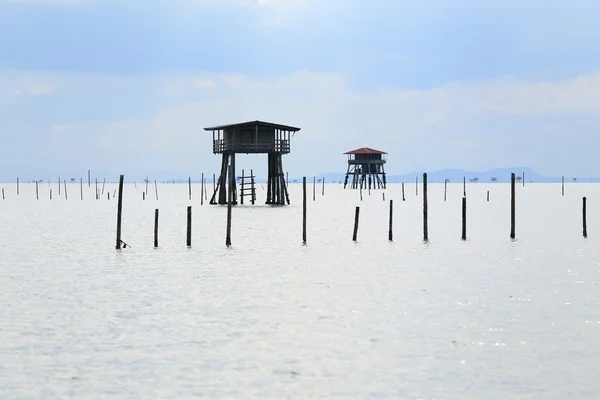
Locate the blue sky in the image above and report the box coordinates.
[1,0,600,181]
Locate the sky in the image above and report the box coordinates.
[1,0,600,181]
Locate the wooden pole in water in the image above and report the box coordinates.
[213,173,216,194]
[1,188,4,199]
[444,179,447,202]
[522,171,525,187]
[88,170,91,187]
[226,165,232,247]
[286,172,289,187]
[64,180,67,200]
[463,176,466,197]
[583,197,588,238]
[241,169,245,205]
[423,173,428,242]
[461,196,467,240]
[402,182,405,201]
[382,192,385,201]
[17,177,19,195]
[143,192,145,201]
[58,176,61,195]
[145,177,149,197]
[415,176,418,196]
[187,206,192,247]
[487,190,490,202]
[154,209,159,247]
[116,174,124,250]
[562,176,565,196]
[50,189,52,200]
[154,180,158,200]
[101,178,106,195]
[36,181,39,200]
[95,178,98,200]
[80,178,83,200]
[360,182,363,201]
[322,177,325,196]
[201,174,204,205]
[510,172,516,239]
[352,206,360,241]
[302,176,307,244]
[388,199,393,241]
[313,176,316,201]
[188,177,192,201]
[250,169,255,205]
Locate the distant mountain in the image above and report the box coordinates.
[302,168,596,184]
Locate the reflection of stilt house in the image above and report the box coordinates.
[204,120,300,205]
[343,147,387,189]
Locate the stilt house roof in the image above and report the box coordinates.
[344,147,387,155]
[204,120,301,132]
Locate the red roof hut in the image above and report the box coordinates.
[344,147,387,189]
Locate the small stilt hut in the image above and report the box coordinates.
[343,147,387,189]
[204,120,300,205]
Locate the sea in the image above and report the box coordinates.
[1,180,599,399]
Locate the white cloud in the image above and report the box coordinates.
[2,0,93,5]
[12,83,55,96]
[3,68,600,177]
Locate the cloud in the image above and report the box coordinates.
[2,0,93,5]
[2,68,600,178]
[50,124,72,134]
[10,82,56,96]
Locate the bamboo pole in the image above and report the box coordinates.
[388,199,393,241]
[352,206,360,241]
[423,173,428,242]
[510,173,516,239]
[583,197,588,238]
[116,174,124,249]
[302,176,307,244]
[461,196,467,240]
[154,209,159,247]
[187,206,192,247]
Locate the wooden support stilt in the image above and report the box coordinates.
[251,169,256,205]
[80,178,83,200]
[241,169,245,205]
[226,165,233,247]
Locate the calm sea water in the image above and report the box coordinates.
[1,181,599,399]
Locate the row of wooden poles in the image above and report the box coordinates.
[303,172,589,244]
[2,170,575,202]
[114,172,589,250]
